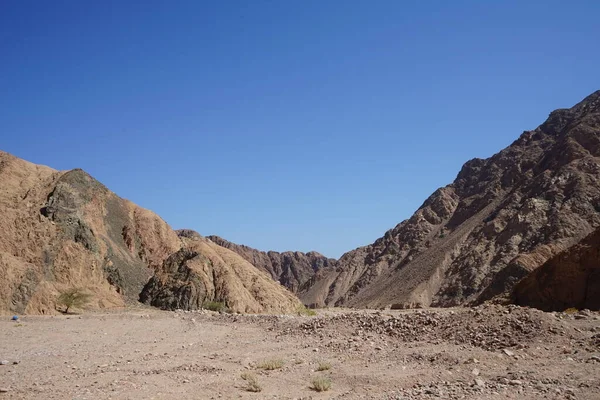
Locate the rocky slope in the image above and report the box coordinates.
[0,151,302,315]
[206,235,336,292]
[140,234,303,314]
[301,90,600,309]
[512,226,600,311]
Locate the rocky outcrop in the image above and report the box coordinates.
[512,227,600,311]
[301,90,600,309]
[0,152,304,315]
[140,235,303,314]
[0,152,181,314]
[206,235,336,292]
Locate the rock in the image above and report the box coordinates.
[502,349,515,357]
[0,388,9,393]
[139,240,304,314]
[514,227,600,311]
[509,380,523,386]
[472,368,480,376]
[475,379,485,387]
[0,361,8,366]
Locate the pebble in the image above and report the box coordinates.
[0,361,8,366]
[0,388,9,393]
[474,379,485,387]
[472,368,480,376]
[502,349,515,357]
[509,380,523,386]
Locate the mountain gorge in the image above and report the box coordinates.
[1,91,599,315]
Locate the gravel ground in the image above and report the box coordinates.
[0,305,599,399]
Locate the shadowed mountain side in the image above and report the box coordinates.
[512,227,600,311]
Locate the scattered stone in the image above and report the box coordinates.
[503,349,515,357]
[472,368,480,376]
[474,378,485,387]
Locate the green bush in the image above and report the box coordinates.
[297,305,317,316]
[202,301,227,312]
[56,288,92,314]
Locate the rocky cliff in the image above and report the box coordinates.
[512,227,600,311]
[0,152,302,314]
[206,235,336,292]
[300,90,600,309]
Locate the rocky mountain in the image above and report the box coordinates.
[512,226,600,311]
[300,90,600,309]
[206,235,336,292]
[140,234,302,314]
[0,151,302,315]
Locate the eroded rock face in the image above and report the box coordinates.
[301,90,600,309]
[206,235,336,293]
[512,227,600,311]
[0,153,303,315]
[0,152,181,314]
[140,236,303,314]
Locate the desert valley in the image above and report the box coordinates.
[1,91,600,399]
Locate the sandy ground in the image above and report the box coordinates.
[0,306,599,399]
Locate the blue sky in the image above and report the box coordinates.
[1,1,599,258]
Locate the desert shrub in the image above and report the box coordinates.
[297,305,317,316]
[564,307,579,314]
[57,288,92,313]
[257,358,284,370]
[202,301,227,312]
[311,376,331,392]
[316,361,331,371]
[240,372,262,392]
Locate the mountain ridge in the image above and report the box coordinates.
[300,90,600,309]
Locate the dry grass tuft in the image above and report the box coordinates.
[256,359,284,370]
[316,361,331,371]
[311,376,332,392]
[240,372,262,392]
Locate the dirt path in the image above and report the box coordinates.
[1,306,599,399]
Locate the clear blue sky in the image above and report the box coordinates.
[1,1,599,258]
